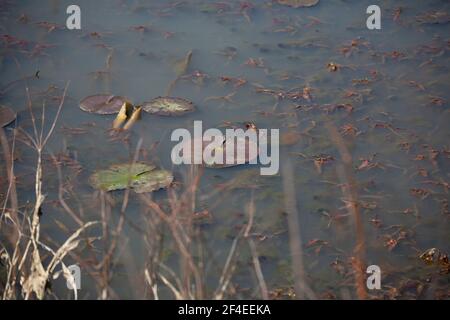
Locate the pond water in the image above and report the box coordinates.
[0,0,449,299]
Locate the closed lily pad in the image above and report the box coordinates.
[89,162,173,193]
[0,106,16,127]
[142,97,195,116]
[80,94,128,114]
[276,0,319,8]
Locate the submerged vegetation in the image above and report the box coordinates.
[0,0,449,300]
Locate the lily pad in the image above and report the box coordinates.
[0,106,16,127]
[276,0,319,8]
[89,162,173,193]
[141,97,195,116]
[80,94,128,114]
[178,136,259,168]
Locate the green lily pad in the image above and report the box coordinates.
[276,0,319,8]
[89,162,173,193]
[0,105,16,127]
[141,97,195,116]
[80,94,129,114]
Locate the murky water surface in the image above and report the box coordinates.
[0,0,449,299]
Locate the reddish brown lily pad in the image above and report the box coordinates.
[80,94,128,114]
[276,0,319,8]
[177,136,259,168]
[141,97,195,116]
[0,106,16,127]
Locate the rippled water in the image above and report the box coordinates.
[0,0,449,299]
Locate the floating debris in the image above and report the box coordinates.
[416,11,450,25]
[80,94,129,114]
[327,62,340,72]
[278,38,327,49]
[89,162,173,193]
[218,121,258,132]
[419,248,450,274]
[0,105,16,127]
[276,0,319,9]
[142,97,195,116]
[420,248,441,264]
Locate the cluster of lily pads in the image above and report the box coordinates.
[80,94,195,117]
[79,94,194,193]
[80,94,195,130]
